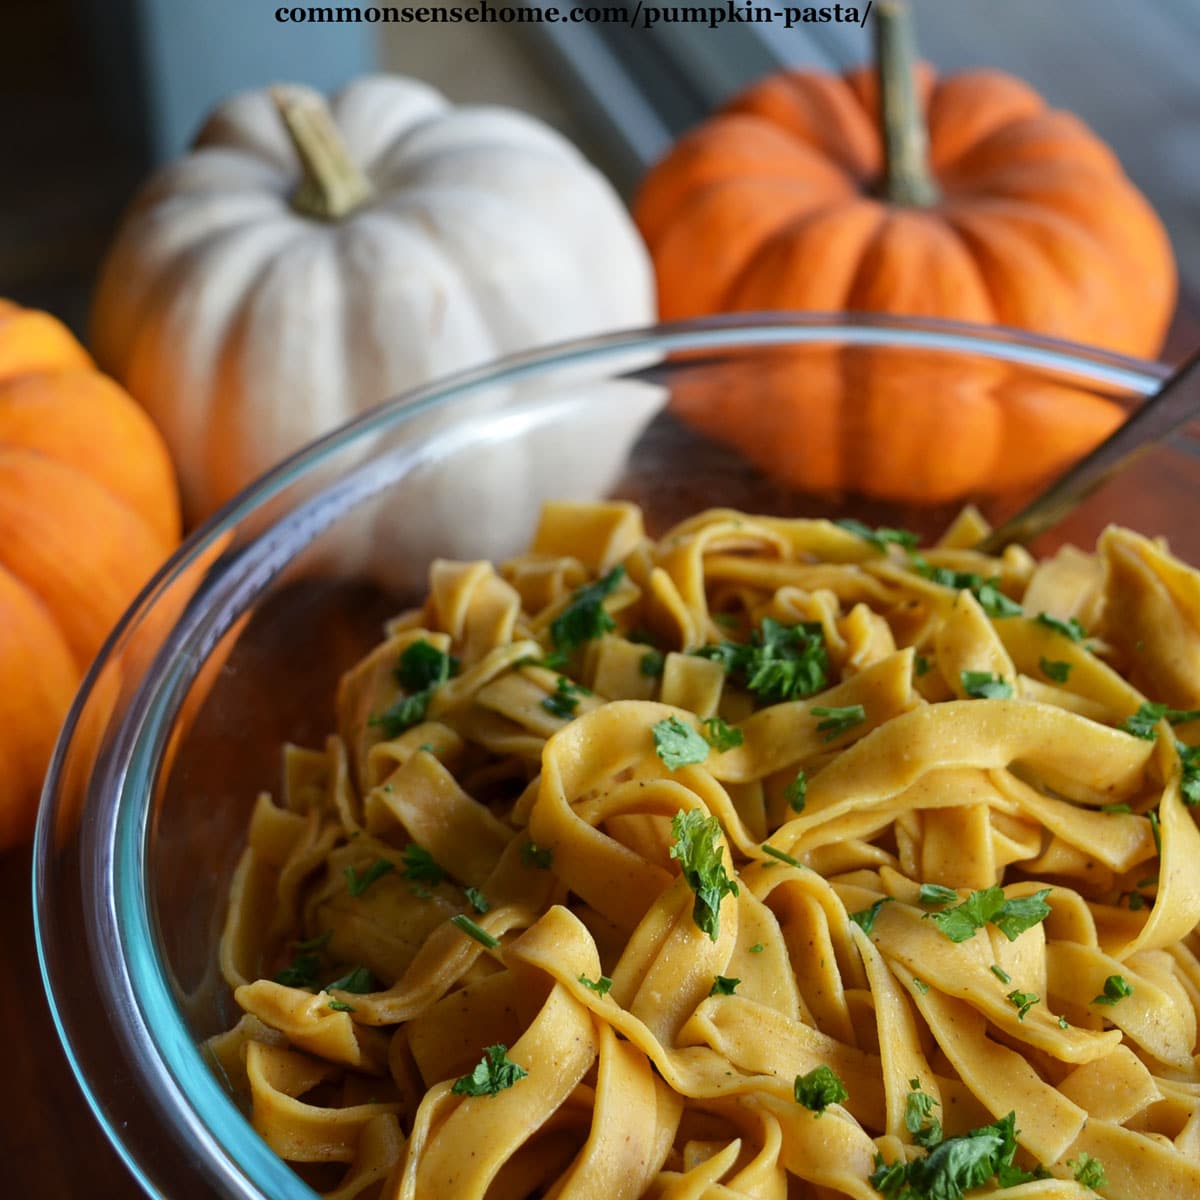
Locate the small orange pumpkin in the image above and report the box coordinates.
[634,2,1174,504]
[0,300,181,848]
[636,4,1175,358]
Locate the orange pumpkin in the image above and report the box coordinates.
[634,2,1174,504]
[0,300,181,849]
[636,5,1175,357]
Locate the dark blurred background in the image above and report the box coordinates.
[5,0,1198,342]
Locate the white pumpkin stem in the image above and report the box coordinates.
[272,87,374,221]
[874,0,941,208]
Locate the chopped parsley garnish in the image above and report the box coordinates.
[700,716,744,752]
[914,563,1023,618]
[1122,702,1200,740]
[794,1066,848,1115]
[749,943,764,953]
[869,1110,1039,1199]
[836,518,919,553]
[550,566,625,653]
[396,640,459,691]
[274,951,322,989]
[521,841,554,870]
[1070,1152,1107,1190]
[914,654,931,677]
[540,675,589,720]
[1035,612,1086,642]
[784,770,807,813]
[1039,658,1072,683]
[904,1079,942,1147]
[990,964,1012,984]
[670,809,739,941]
[1101,803,1132,814]
[401,844,445,886]
[1127,891,1148,911]
[848,897,893,935]
[464,887,490,914]
[1091,974,1133,1006]
[450,915,500,949]
[762,843,802,868]
[371,640,460,736]
[578,973,613,996]
[1179,741,1200,807]
[516,650,568,671]
[1149,809,1162,857]
[1058,1015,1070,1029]
[1005,989,1039,1020]
[451,1044,527,1097]
[709,975,740,996]
[922,885,1052,944]
[912,977,930,994]
[327,966,378,994]
[695,617,829,703]
[345,857,395,897]
[294,930,333,952]
[919,883,961,906]
[327,999,355,1012]
[653,716,710,769]
[811,704,866,741]
[639,649,665,677]
[961,670,1013,700]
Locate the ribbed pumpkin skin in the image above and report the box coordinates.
[635,65,1172,503]
[636,67,1175,359]
[0,303,181,848]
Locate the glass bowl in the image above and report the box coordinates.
[34,314,1195,1200]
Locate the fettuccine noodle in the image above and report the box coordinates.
[208,501,1200,1199]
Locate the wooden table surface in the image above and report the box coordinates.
[4,302,1198,1198]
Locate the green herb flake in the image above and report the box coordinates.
[326,966,378,994]
[327,1000,355,1013]
[848,897,893,936]
[550,566,625,653]
[345,857,396,897]
[293,930,333,953]
[464,887,490,914]
[836,518,919,553]
[903,1079,943,1148]
[578,973,613,996]
[639,650,665,677]
[1091,974,1133,1006]
[918,883,960,907]
[695,618,830,703]
[273,952,322,989]
[1150,809,1162,857]
[396,640,459,692]
[1179,741,1200,807]
[811,703,866,741]
[1059,1015,1070,1029]
[761,843,802,868]
[1039,657,1072,683]
[960,670,1013,700]
[450,914,500,950]
[793,1065,848,1115]
[912,977,930,994]
[709,975,740,996]
[784,770,807,813]
[670,810,739,940]
[401,844,445,886]
[922,884,1052,944]
[914,654,931,677]
[990,964,1012,984]
[916,564,1023,618]
[1101,803,1133,814]
[869,1110,1029,1200]
[521,841,554,870]
[369,691,431,737]
[1070,1152,1107,1190]
[1005,988,1039,1020]
[749,943,765,954]
[653,716,710,769]
[1035,612,1087,642]
[541,675,588,720]
[1128,891,1148,912]
[700,716,744,752]
[450,1044,527,1098]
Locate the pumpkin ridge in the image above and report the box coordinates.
[926,69,1046,170]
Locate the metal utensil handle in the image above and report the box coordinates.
[976,348,1200,555]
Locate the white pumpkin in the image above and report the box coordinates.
[90,75,657,523]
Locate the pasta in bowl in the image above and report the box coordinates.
[209,498,1200,1200]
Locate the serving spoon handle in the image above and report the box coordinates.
[975,347,1200,555]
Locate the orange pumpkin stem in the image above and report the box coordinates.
[874,0,940,207]
[272,87,374,221]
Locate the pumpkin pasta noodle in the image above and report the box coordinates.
[208,500,1200,1199]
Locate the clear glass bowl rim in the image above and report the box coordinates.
[33,312,1172,1200]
